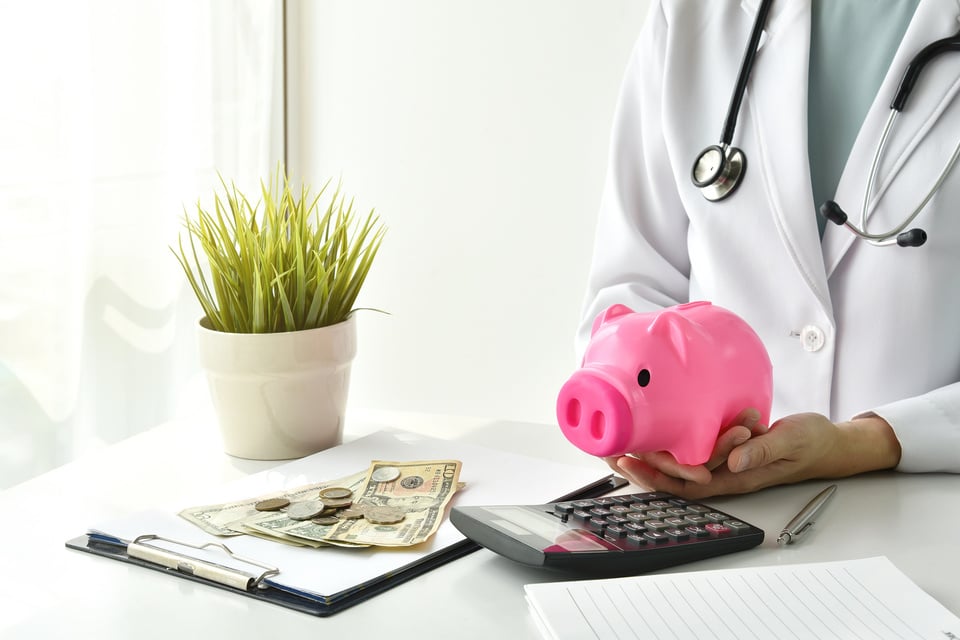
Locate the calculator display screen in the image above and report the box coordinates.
[482,507,615,552]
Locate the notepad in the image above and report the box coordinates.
[524,556,960,640]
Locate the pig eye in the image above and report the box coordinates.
[637,369,651,387]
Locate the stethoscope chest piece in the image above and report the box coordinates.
[691,144,747,201]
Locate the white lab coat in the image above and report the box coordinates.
[579,0,960,473]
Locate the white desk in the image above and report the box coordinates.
[2,410,957,639]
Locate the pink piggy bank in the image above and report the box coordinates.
[556,301,772,465]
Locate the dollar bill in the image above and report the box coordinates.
[178,470,367,536]
[241,510,371,548]
[321,459,462,547]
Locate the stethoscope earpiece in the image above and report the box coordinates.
[821,200,928,247]
[691,145,747,202]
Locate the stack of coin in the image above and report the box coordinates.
[253,487,408,527]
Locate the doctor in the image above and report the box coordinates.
[580,0,960,497]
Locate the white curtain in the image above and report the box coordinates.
[0,0,284,488]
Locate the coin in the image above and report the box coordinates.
[311,516,340,526]
[320,496,353,509]
[364,506,406,524]
[318,487,353,500]
[371,466,401,483]
[337,507,366,520]
[287,500,326,520]
[254,497,290,512]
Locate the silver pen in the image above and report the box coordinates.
[776,484,838,545]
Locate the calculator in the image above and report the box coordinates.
[450,491,764,575]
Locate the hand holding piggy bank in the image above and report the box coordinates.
[556,301,772,465]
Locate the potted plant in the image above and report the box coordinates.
[173,167,385,460]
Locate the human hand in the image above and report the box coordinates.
[606,412,901,499]
[604,407,767,489]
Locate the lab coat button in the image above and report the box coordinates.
[800,325,826,352]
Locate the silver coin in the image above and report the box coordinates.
[371,466,401,483]
[318,487,353,500]
[319,496,353,509]
[254,497,290,512]
[311,516,340,526]
[337,507,366,520]
[364,506,406,524]
[287,500,326,521]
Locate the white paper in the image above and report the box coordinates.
[88,429,606,599]
[524,556,960,640]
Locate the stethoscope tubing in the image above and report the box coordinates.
[693,0,960,248]
[848,110,960,245]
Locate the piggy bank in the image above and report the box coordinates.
[556,301,772,465]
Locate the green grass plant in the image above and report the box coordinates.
[173,168,385,333]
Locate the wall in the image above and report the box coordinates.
[287,1,652,424]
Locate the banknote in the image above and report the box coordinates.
[238,460,462,548]
[320,459,462,547]
[178,470,367,536]
[241,511,371,548]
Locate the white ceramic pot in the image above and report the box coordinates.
[197,315,357,460]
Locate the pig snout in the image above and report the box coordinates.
[556,370,634,457]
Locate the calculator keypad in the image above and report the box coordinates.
[552,492,750,549]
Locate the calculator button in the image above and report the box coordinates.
[645,510,668,519]
[643,531,669,544]
[665,527,690,541]
[685,525,710,538]
[593,497,618,506]
[648,500,671,509]
[644,520,670,532]
[664,517,686,527]
[571,500,594,509]
[624,522,646,534]
[683,515,709,525]
[644,492,674,500]
[705,523,732,536]
[554,503,575,515]
[668,498,691,506]
[723,520,752,531]
[686,504,710,513]
[571,509,593,521]
[604,525,628,540]
[705,512,727,523]
[587,517,608,532]
[625,512,649,523]
[606,515,630,525]
[608,505,632,515]
[665,507,688,516]
[625,533,648,546]
[589,507,613,517]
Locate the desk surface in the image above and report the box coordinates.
[2,409,957,639]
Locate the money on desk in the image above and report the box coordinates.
[179,459,463,549]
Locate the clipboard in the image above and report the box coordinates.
[65,430,623,617]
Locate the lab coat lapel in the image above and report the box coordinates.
[742,0,832,310]
[822,0,960,274]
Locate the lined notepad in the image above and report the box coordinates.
[524,556,959,640]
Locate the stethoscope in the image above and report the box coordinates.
[691,0,960,247]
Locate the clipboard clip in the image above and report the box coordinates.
[128,534,280,591]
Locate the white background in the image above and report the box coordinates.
[287,0,652,425]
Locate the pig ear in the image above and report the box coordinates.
[647,310,693,364]
[590,304,634,336]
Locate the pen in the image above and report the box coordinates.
[777,484,838,545]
